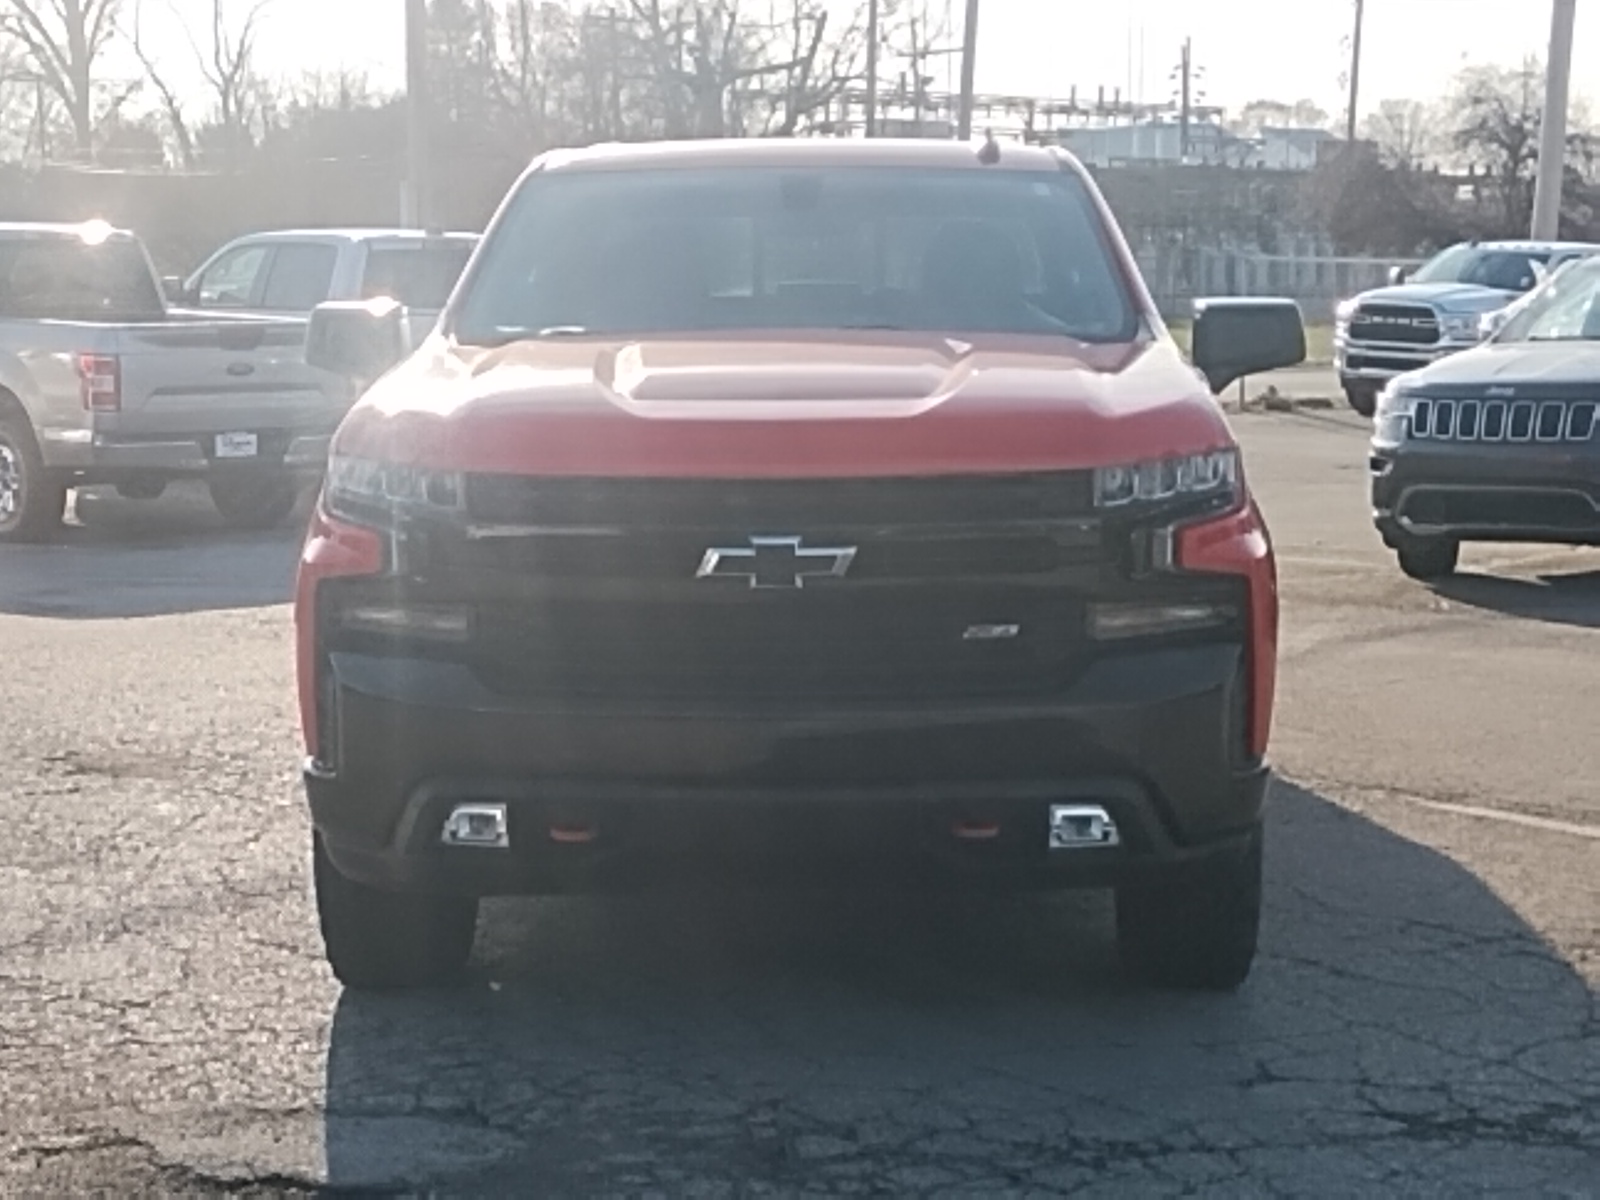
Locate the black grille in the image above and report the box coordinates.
[1349,304,1440,346]
[1409,398,1597,444]
[351,474,1240,707]
[463,473,1096,529]
[470,590,1080,702]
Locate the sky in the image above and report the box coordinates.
[121,0,1594,123]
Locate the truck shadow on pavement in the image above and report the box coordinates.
[319,782,1598,1194]
[1433,566,1600,630]
[0,486,305,618]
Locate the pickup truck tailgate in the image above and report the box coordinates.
[97,318,346,447]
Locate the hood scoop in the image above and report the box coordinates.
[602,340,971,407]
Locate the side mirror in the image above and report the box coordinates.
[162,275,191,304]
[1479,307,1511,340]
[1387,265,1409,286]
[305,297,411,384]
[1190,297,1307,394]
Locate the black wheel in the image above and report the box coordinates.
[0,416,68,543]
[208,472,298,530]
[1344,384,1378,418]
[313,833,479,989]
[1116,827,1262,992]
[1395,536,1460,581]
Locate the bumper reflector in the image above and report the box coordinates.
[1086,601,1235,640]
[1048,805,1120,850]
[441,803,510,849]
[341,604,471,641]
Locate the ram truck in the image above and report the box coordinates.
[171,228,479,341]
[295,139,1306,992]
[0,221,347,541]
[1335,239,1600,416]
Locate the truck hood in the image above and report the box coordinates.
[1404,339,1600,389]
[1356,282,1519,313]
[332,333,1235,477]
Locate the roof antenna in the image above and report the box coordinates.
[977,129,1001,165]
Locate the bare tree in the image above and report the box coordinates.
[2,0,123,157]
[758,1,864,136]
[1362,99,1440,170]
[1449,60,1547,233]
[128,0,193,166]
[183,0,269,168]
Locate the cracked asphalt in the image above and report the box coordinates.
[1,413,1597,1197]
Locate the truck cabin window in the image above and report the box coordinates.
[451,167,1138,345]
[0,236,165,323]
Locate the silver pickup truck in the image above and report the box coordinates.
[0,221,348,542]
[1335,239,1600,416]
[168,228,478,342]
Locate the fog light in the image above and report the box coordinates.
[341,604,471,640]
[441,803,509,848]
[1086,601,1234,640]
[1049,805,1120,849]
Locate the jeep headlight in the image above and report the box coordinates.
[1439,313,1483,342]
[1094,449,1240,509]
[1373,385,1412,444]
[324,453,464,525]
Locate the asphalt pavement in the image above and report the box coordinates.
[1,429,1597,1197]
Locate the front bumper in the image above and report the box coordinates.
[1371,439,1600,544]
[1336,338,1476,385]
[39,428,334,479]
[307,641,1266,896]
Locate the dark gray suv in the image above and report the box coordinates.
[1371,254,1600,579]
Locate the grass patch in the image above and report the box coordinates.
[1168,320,1333,366]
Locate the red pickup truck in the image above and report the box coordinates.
[295,138,1305,992]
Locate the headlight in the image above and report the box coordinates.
[1373,387,1412,443]
[324,453,464,524]
[1334,298,1358,326]
[1439,313,1483,342]
[1094,449,1240,509]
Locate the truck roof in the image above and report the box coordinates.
[534,137,1073,175]
[1471,239,1600,253]
[218,228,478,243]
[0,220,138,242]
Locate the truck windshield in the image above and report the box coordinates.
[1495,256,1600,343]
[1410,245,1549,292]
[0,235,165,322]
[451,166,1138,345]
[362,240,476,311]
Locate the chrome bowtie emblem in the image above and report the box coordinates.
[696,536,857,590]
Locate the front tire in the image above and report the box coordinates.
[313,834,479,990]
[1344,384,1379,418]
[1395,536,1460,581]
[0,416,68,543]
[209,472,299,530]
[1116,828,1262,992]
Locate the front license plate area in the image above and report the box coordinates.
[215,432,259,459]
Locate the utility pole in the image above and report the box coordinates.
[957,0,980,141]
[1532,0,1578,239]
[1345,0,1365,144]
[404,0,429,228]
[865,0,879,137]
[1178,37,1192,161]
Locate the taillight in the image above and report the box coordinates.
[78,354,121,412]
